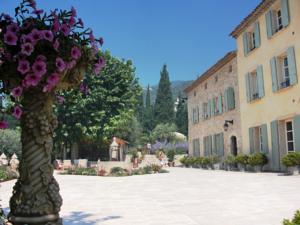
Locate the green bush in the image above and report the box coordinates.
[209,155,220,165]
[143,166,153,174]
[0,169,9,181]
[201,157,210,167]
[0,129,21,158]
[225,155,236,165]
[151,164,162,173]
[179,156,189,167]
[166,149,176,162]
[158,169,169,173]
[282,153,300,167]
[248,153,268,166]
[64,167,97,176]
[283,210,300,225]
[0,167,18,182]
[235,154,249,165]
[110,167,129,176]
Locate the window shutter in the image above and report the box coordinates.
[224,88,228,112]
[228,87,235,110]
[211,99,215,116]
[254,22,261,48]
[204,137,208,156]
[245,73,251,102]
[207,100,211,118]
[287,46,298,85]
[208,135,212,156]
[202,103,206,119]
[243,32,249,56]
[249,127,255,154]
[220,133,224,157]
[281,0,290,27]
[265,10,274,39]
[212,135,217,155]
[192,108,195,124]
[196,106,200,123]
[293,115,300,152]
[256,65,265,98]
[261,124,269,153]
[271,121,281,171]
[218,94,223,114]
[270,57,279,92]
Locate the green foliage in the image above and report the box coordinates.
[235,154,249,165]
[154,64,174,125]
[54,51,142,148]
[175,92,188,136]
[166,149,176,162]
[282,152,300,167]
[283,211,300,225]
[158,169,169,174]
[64,168,97,176]
[151,123,177,142]
[225,155,236,165]
[248,153,268,166]
[151,164,162,173]
[110,167,128,177]
[0,129,21,158]
[142,166,153,174]
[0,166,18,182]
[142,85,155,134]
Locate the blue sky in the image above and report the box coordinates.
[1,0,260,86]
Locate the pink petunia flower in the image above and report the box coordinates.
[53,39,59,51]
[24,73,41,87]
[71,6,77,17]
[7,22,19,33]
[11,86,23,98]
[33,9,44,15]
[36,55,46,62]
[21,43,34,56]
[89,31,95,43]
[32,60,47,77]
[29,29,43,43]
[69,16,76,27]
[56,57,66,72]
[12,106,23,119]
[93,57,105,74]
[52,19,60,33]
[60,24,70,36]
[43,30,53,42]
[22,21,31,30]
[4,31,18,45]
[71,46,81,60]
[47,72,60,86]
[0,120,8,129]
[67,60,77,70]
[17,60,30,75]
[21,34,33,44]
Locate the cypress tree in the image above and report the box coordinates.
[143,84,154,133]
[175,92,188,136]
[154,64,174,125]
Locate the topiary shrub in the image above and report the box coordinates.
[225,155,236,170]
[235,154,248,165]
[143,166,153,174]
[248,152,268,167]
[283,210,300,225]
[166,149,176,163]
[282,153,300,168]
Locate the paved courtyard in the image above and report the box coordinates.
[1,168,300,225]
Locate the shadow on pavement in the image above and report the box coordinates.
[63,212,121,225]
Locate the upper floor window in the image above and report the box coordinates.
[270,46,297,92]
[245,65,265,102]
[224,87,235,111]
[192,106,200,124]
[243,22,260,56]
[266,0,290,39]
[202,102,208,119]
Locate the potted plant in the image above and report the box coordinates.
[201,157,210,169]
[247,152,268,172]
[166,149,176,167]
[209,155,220,170]
[179,156,188,167]
[0,1,104,223]
[282,152,300,175]
[283,210,300,225]
[235,154,248,172]
[225,155,236,171]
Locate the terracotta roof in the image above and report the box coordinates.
[230,0,276,38]
[184,51,236,93]
[114,137,129,145]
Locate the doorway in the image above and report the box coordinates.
[231,136,238,156]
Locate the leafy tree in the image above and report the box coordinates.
[154,64,174,125]
[0,129,21,158]
[54,51,142,150]
[175,92,188,136]
[151,123,177,143]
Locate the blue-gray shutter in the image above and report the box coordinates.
[254,21,261,48]
[243,32,249,56]
[196,106,200,123]
[204,136,208,156]
[224,89,228,112]
[207,100,211,118]
[271,121,281,171]
[293,115,300,152]
[256,65,265,98]
[218,94,223,114]
[245,73,251,102]
[192,108,195,124]
[281,0,290,27]
[249,127,255,154]
[228,87,235,110]
[270,57,279,92]
[287,46,298,85]
[261,124,269,153]
[265,10,274,39]
[193,139,200,157]
[208,135,212,156]
[212,135,217,155]
[220,133,224,157]
[211,99,215,116]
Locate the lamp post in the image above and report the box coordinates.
[223,120,234,132]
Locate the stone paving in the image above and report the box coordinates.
[1,168,300,225]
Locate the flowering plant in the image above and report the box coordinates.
[0,0,105,128]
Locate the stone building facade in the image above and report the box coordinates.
[185,51,242,158]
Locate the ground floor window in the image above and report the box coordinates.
[286,120,295,152]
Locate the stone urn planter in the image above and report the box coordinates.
[253,165,263,173]
[287,166,298,175]
[237,163,246,172]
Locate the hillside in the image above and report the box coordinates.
[143,80,193,104]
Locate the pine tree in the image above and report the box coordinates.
[143,84,154,133]
[175,92,188,136]
[154,64,174,125]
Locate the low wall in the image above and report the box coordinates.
[98,161,132,173]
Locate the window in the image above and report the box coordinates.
[259,127,263,152]
[245,65,264,102]
[224,87,235,111]
[192,106,199,124]
[286,120,295,152]
[193,139,200,157]
[249,124,268,154]
[243,22,260,56]
[229,65,233,73]
[204,83,207,89]
[194,91,197,97]
[276,10,283,31]
[213,97,219,114]
[249,32,256,51]
[215,76,218,83]
[271,47,297,92]
[250,71,259,100]
[203,103,208,119]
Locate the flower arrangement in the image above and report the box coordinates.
[0,0,105,127]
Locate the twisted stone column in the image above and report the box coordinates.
[9,91,63,225]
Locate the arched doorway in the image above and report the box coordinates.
[231,136,238,156]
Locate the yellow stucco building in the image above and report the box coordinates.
[231,0,300,171]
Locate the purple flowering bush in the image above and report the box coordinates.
[151,140,188,154]
[0,0,105,127]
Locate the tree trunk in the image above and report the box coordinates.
[9,91,63,225]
